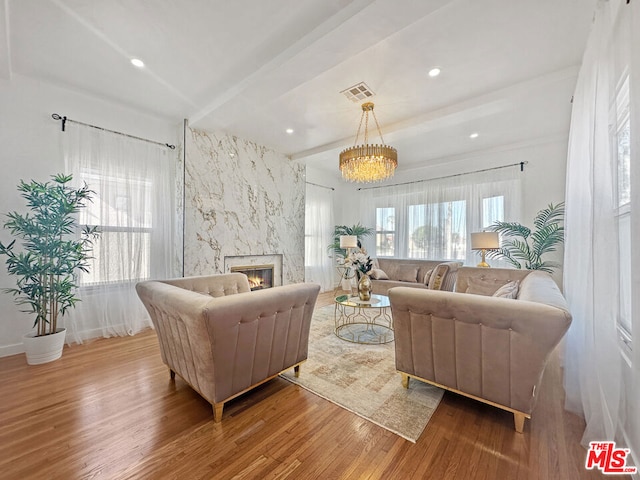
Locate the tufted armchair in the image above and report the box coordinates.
[136,273,320,421]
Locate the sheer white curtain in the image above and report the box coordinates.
[63,123,177,344]
[305,183,335,292]
[358,166,522,266]
[564,0,638,451]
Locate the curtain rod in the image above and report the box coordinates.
[51,113,176,150]
[357,161,528,191]
[306,181,335,191]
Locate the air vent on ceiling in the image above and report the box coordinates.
[340,82,375,103]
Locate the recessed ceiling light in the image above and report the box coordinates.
[469,132,479,139]
[428,67,441,77]
[285,128,294,134]
[130,58,145,68]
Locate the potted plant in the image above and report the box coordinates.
[327,224,375,291]
[0,174,99,364]
[328,223,375,259]
[486,202,565,274]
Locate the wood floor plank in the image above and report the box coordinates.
[0,291,625,479]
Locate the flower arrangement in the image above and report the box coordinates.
[345,248,372,279]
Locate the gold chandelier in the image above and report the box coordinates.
[339,102,397,183]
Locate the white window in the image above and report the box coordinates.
[376,207,396,257]
[365,167,520,262]
[482,195,505,229]
[613,74,632,353]
[79,171,153,285]
[407,201,466,260]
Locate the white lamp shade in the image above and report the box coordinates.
[471,232,500,250]
[339,235,358,249]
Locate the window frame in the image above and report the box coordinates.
[370,179,515,262]
[611,72,632,358]
[77,169,157,287]
[375,206,397,258]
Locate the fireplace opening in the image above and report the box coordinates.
[230,264,274,290]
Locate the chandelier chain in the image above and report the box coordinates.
[364,109,370,145]
[353,109,366,147]
[370,110,385,145]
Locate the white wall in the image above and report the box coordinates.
[305,166,367,240]
[305,165,350,225]
[0,75,179,357]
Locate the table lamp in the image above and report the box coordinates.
[339,235,358,254]
[471,232,500,268]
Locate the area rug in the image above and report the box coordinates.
[280,304,444,443]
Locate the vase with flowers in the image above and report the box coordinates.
[345,249,373,301]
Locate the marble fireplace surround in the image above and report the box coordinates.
[224,254,283,287]
[183,127,305,284]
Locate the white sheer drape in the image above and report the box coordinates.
[305,183,335,292]
[63,123,177,344]
[358,166,522,266]
[563,0,638,451]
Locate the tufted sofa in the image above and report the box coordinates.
[388,267,571,433]
[136,273,320,422]
[370,258,463,295]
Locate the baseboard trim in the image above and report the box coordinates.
[0,343,25,358]
[0,323,152,358]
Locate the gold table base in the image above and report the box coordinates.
[333,294,394,345]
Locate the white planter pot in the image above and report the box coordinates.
[22,328,67,365]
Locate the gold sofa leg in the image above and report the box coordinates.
[401,373,410,389]
[213,403,224,422]
[514,412,525,433]
[294,364,301,378]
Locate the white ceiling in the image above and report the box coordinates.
[0,0,597,177]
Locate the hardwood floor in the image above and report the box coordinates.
[0,291,619,479]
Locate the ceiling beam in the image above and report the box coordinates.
[403,132,570,172]
[188,0,377,126]
[0,0,12,79]
[291,65,580,160]
[188,0,454,128]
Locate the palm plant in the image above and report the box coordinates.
[486,202,565,274]
[327,223,375,259]
[0,174,100,337]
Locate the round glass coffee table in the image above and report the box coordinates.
[334,294,394,344]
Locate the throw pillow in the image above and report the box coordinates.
[369,268,389,280]
[371,258,380,270]
[422,268,433,286]
[428,264,450,290]
[492,280,520,299]
[465,277,508,296]
[428,262,462,291]
[396,265,419,283]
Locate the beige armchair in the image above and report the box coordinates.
[136,273,320,422]
[389,268,571,432]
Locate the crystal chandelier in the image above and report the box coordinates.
[339,102,397,183]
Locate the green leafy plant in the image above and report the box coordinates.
[486,202,565,273]
[0,174,100,336]
[328,223,375,259]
